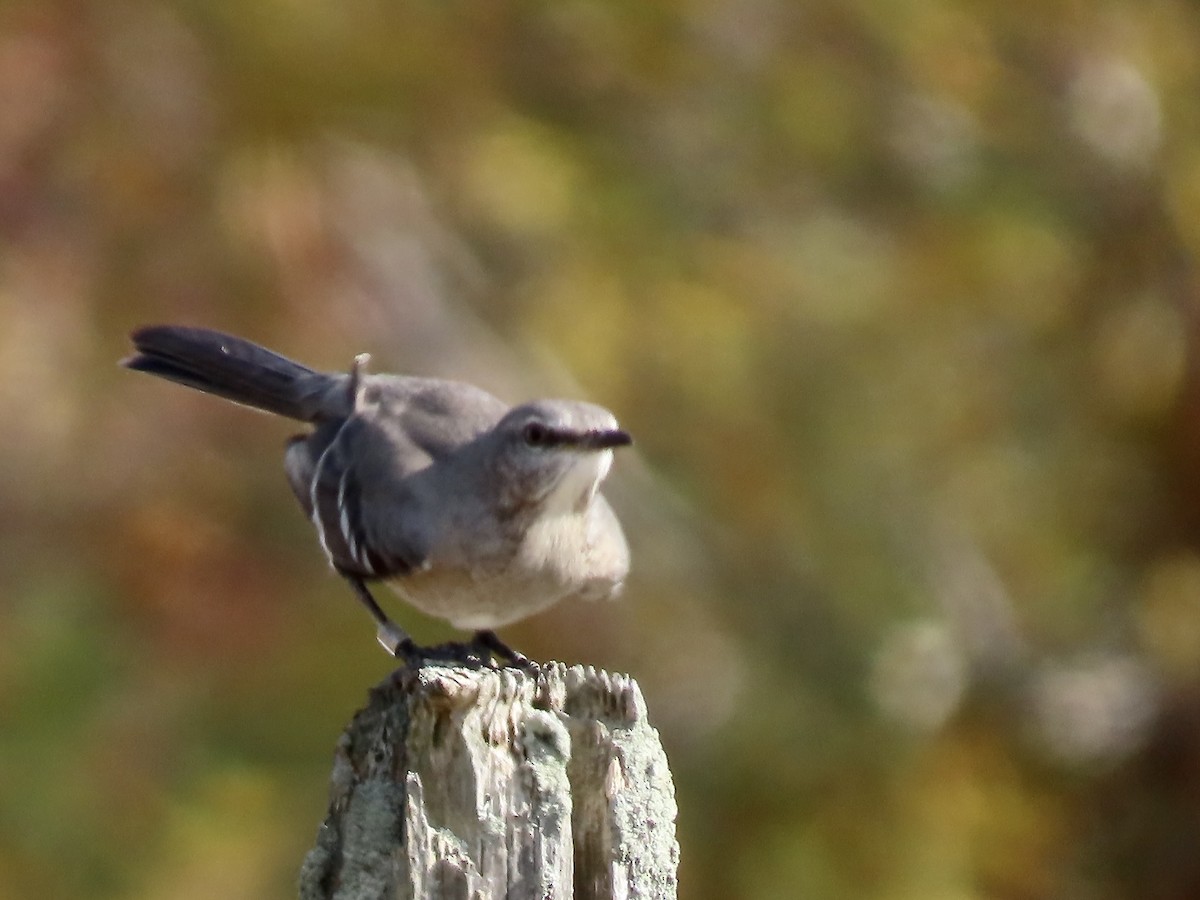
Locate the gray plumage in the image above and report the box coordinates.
[124,325,631,661]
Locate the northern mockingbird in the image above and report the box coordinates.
[123,325,632,666]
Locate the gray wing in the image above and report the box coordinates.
[283,375,509,579]
[365,374,509,460]
[285,417,422,578]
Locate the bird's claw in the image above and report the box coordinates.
[378,621,537,672]
[473,630,540,673]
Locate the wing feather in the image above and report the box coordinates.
[285,415,425,578]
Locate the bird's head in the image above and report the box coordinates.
[493,400,632,514]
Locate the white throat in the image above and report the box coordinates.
[544,449,613,515]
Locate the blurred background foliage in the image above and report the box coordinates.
[3,0,1200,897]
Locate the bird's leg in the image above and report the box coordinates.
[344,575,419,662]
[473,630,538,671]
[344,576,486,668]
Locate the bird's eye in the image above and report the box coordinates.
[523,422,550,447]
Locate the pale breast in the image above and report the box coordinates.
[382,486,627,632]
[385,563,570,630]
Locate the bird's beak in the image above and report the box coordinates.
[577,428,633,450]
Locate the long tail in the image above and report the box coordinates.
[123,325,344,422]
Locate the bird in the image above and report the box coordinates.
[122,325,632,667]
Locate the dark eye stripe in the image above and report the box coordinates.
[523,422,570,447]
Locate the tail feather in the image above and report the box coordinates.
[123,325,343,422]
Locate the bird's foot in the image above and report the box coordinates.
[473,630,540,672]
[416,640,489,668]
[378,622,488,668]
[376,621,537,672]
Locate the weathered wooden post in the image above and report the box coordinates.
[299,663,679,900]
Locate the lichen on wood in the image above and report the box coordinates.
[299,663,679,900]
